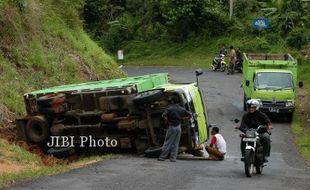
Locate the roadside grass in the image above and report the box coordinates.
[292,57,310,164]
[121,35,289,68]
[292,99,310,164]
[0,138,115,188]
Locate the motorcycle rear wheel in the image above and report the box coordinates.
[244,149,254,177]
[220,64,226,72]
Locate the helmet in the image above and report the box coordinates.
[246,99,260,110]
[219,54,225,58]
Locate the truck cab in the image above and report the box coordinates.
[242,53,302,120]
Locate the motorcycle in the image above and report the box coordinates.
[234,119,269,177]
[227,59,242,75]
[241,125,268,177]
[234,58,243,73]
[211,54,226,72]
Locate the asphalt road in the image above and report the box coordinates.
[4,66,310,190]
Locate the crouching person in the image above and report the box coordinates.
[206,127,227,160]
[158,95,192,162]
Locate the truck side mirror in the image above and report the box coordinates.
[195,69,203,76]
[298,81,303,88]
[245,80,250,86]
[195,69,203,87]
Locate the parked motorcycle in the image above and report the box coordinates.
[241,125,268,177]
[234,59,243,73]
[211,54,226,72]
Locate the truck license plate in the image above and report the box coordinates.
[269,108,279,113]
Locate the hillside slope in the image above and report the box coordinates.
[0,0,125,186]
[0,0,125,120]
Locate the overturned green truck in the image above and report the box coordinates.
[16,71,209,157]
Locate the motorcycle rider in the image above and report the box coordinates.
[236,99,272,162]
[219,45,227,56]
[236,47,243,70]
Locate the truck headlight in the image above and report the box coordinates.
[285,101,294,107]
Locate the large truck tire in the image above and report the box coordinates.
[25,116,50,144]
[37,93,65,107]
[133,90,163,105]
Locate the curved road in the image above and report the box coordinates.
[5,66,310,190]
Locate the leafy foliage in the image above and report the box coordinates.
[83,0,230,50]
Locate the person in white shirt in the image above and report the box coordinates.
[206,127,226,160]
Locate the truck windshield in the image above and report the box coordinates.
[255,72,293,90]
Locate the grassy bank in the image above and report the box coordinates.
[293,57,310,164]
[0,138,115,188]
[0,0,125,115]
[0,0,124,186]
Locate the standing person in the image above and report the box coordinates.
[228,46,236,75]
[236,47,243,71]
[236,99,272,162]
[206,127,227,160]
[219,45,227,56]
[158,95,192,162]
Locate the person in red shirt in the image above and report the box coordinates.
[206,127,227,160]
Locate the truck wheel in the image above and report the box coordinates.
[286,113,293,122]
[133,90,163,105]
[37,93,65,107]
[26,116,50,144]
[47,147,76,158]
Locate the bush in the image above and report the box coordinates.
[286,29,309,50]
[235,0,257,19]
[242,37,271,52]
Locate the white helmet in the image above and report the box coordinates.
[219,54,225,58]
[246,99,260,110]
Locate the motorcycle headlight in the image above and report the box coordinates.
[286,100,294,107]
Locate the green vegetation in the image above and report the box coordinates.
[292,111,310,165]
[0,0,125,115]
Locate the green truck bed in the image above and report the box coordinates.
[26,73,169,96]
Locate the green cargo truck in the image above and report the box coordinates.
[242,53,303,120]
[16,70,209,157]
